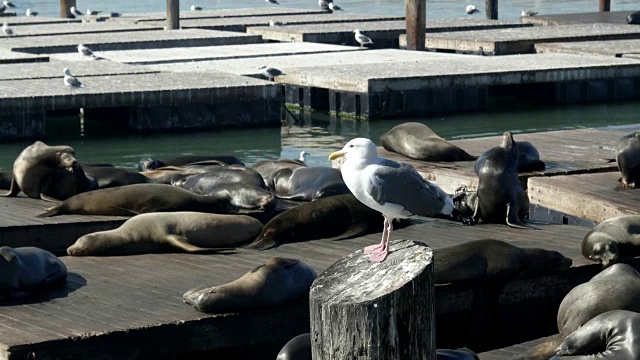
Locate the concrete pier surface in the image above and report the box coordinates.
[0,49,48,64]
[0,16,81,26]
[521,10,636,26]
[535,39,640,58]
[422,23,640,55]
[127,7,329,23]
[0,22,162,37]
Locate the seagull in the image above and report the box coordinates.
[266,0,279,4]
[329,2,341,10]
[191,5,202,11]
[2,23,14,39]
[521,9,538,17]
[63,68,85,95]
[466,5,480,14]
[26,8,38,16]
[299,151,309,164]
[2,1,15,8]
[86,9,102,15]
[77,44,101,60]
[318,0,330,11]
[269,19,285,26]
[258,65,284,81]
[354,29,373,47]
[329,138,459,262]
[69,6,83,17]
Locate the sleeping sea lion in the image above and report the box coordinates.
[183,257,317,313]
[271,167,350,201]
[251,158,306,189]
[174,166,267,191]
[0,246,67,299]
[380,122,477,161]
[137,155,244,172]
[67,212,263,256]
[582,215,640,267]
[83,165,151,189]
[615,132,640,189]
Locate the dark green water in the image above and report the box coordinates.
[1,99,639,170]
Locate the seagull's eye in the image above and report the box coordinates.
[349,144,354,148]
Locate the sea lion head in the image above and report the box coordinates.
[248,219,295,250]
[137,158,160,172]
[583,231,619,268]
[67,232,121,256]
[56,151,77,171]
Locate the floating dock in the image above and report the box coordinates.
[535,39,640,58]
[520,10,634,26]
[0,22,161,38]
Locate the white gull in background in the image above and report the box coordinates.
[191,5,202,11]
[329,2,341,10]
[77,44,101,60]
[26,8,38,16]
[521,9,538,17]
[258,65,284,81]
[266,0,280,5]
[70,6,83,17]
[299,151,309,164]
[2,1,15,8]
[2,23,14,38]
[318,0,330,11]
[329,138,457,262]
[63,68,85,95]
[86,9,102,15]
[269,19,285,26]
[466,5,480,14]
[354,29,373,47]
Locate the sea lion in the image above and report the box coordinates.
[380,122,477,161]
[245,194,383,250]
[137,155,244,172]
[83,165,151,189]
[552,310,640,360]
[37,183,237,217]
[272,167,350,201]
[0,246,67,299]
[278,333,311,360]
[67,212,263,256]
[251,159,306,189]
[174,166,268,191]
[473,131,530,228]
[1,141,96,200]
[183,257,317,313]
[582,215,640,267]
[202,183,275,210]
[516,141,546,172]
[615,132,640,189]
[433,239,572,284]
[526,263,640,359]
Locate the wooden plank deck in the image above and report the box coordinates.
[0,22,161,38]
[423,23,640,55]
[535,39,640,57]
[1,16,81,26]
[528,171,640,223]
[0,50,48,64]
[0,60,157,81]
[121,7,329,23]
[144,13,405,33]
[478,336,553,359]
[248,19,529,47]
[380,127,630,194]
[520,10,634,26]
[51,43,364,65]
[4,29,263,55]
[0,214,593,359]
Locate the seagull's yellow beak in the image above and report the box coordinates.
[328,150,345,160]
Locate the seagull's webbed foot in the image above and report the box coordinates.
[368,247,389,262]
[364,243,385,255]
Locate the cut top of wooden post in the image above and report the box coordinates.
[310,240,432,304]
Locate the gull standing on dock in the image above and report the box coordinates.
[269,19,285,26]
[299,151,309,164]
[318,0,330,11]
[329,138,457,262]
[63,68,85,95]
[266,0,280,5]
[329,2,341,11]
[2,23,14,39]
[77,44,100,60]
[2,1,15,8]
[521,9,538,17]
[26,8,38,16]
[86,9,102,15]
[354,29,373,47]
[191,5,202,11]
[466,5,480,14]
[69,6,83,17]
[258,65,283,81]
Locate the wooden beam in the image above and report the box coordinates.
[60,0,76,18]
[166,0,180,30]
[405,0,426,51]
[486,0,498,19]
[600,0,611,12]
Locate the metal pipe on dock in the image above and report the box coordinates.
[166,0,180,30]
[405,0,426,51]
[599,0,610,12]
[60,0,76,18]
[485,0,498,19]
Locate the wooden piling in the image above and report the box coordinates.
[60,0,76,18]
[166,0,180,30]
[599,0,611,12]
[405,0,426,51]
[485,0,498,19]
[309,240,435,359]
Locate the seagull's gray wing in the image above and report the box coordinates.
[67,76,83,87]
[80,47,93,56]
[369,160,450,217]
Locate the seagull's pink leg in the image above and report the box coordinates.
[368,219,393,262]
[364,216,388,255]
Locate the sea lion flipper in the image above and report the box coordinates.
[36,206,62,218]
[505,203,532,229]
[107,206,140,216]
[39,193,62,202]
[164,235,213,253]
[0,177,20,197]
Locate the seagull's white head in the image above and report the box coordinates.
[299,151,309,162]
[63,68,71,76]
[329,138,378,163]
[70,6,76,11]
[77,44,84,49]
[2,23,7,28]
[353,29,361,34]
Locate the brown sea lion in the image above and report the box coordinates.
[67,212,262,256]
[137,155,244,172]
[0,246,67,299]
[174,166,268,191]
[582,215,640,267]
[552,310,640,360]
[37,183,237,217]
[251,158,306,189]
[380,122,477,161]
[271,166,350,201]
[473,131,530,228]
[1,141,96,200]
[526,263,640,360]
[245,194,383,250]
[183,257,317,313]
[615,132,640,190]
[83,165,151,189]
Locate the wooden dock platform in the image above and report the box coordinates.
[378,127,628,194]
[0,16,81,26]
[528,171,640,223]
[0,60,157,81]
[145,13,405,33]
[0,22,161,38]
[0,50,48,64]
[52,43,363,66]
[248,19,529,48]
[122,7,329,24]
[521,10,634,26]
[535,39,640,58]
[422,23,640,55]
[477,336,552,359]
[3,29,263,55]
